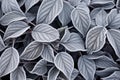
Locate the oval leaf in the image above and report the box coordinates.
[71,5,91,37]
[61,33,86,52]
[78,56,96,80]
[54,52,74,79]
[107,29,120,58]
[41,45,54,63]
[32,24,59,42]
[0,35,6,51]
[36,0,63,24]
[20,41,44,60]
[4,21,30,40]
[85,26,107,53]
[47,67,60,80]
[31,59,47,75]
[1,0,22,13]
[58,1,74,26]
[0,11,26,26]
[0,47,19,77]
[10,67,26,80]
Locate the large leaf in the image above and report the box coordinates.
[90,0,115,9]
[61,33,86,52]
[36,0,63,24]
[47,67,60,80]
[102,71,120,80]
[54,52,74,79]
[41,45,54,63]
[0,35,6,51]
[71,4,91,37]
[32,24,59,42]
[107,29,120,58]
[1,0,22,13]
[31,59,47,75]
[4,21,30,40]
[10,67,26,80]
[106,9,120,29]
[25,0,39,12]
[0,11,26,26]
[0,47,19,77]
[78,56,96,80]
[58,1,74,26]
[95,9,107,26]
[20,41,44,60]
[85,26,107,53]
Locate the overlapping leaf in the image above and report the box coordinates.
[0,35,6,51]
[4,21,30,40]
[32,24,59,42]
[36,0,63,24]
[54,52,74,79]
[0,47,19,77]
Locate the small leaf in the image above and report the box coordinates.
[116,0,120,8]
[54,52,74,79]
[36,0,63,24]
[107,29,120,58]
[10,67,26,80]
[94,56,118,68]
[68,0,81,6]
[58,1,74,26]
[102,71,120,80]
[71,69,79,80]
[41,45,54,63]
[107,9,120,29]
[95,9,107,26]
[25,0,39,12]
[32,24,59,42]
[61,33,86,52]
[0,47,19,77]
[85,26,107,53]
[20,41,44,60]
[1,0,22,13]
[4,21,30,40]
[78,56,96,80]
[0,35,6,51]
[47,67,60,80]
[31,59,47,75]
[71,4,91,37]
[0,11,26,26]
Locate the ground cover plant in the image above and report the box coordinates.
[0,0,120,80]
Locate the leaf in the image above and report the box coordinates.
[0,11,26,26]
[25,0,39,12]
[116,0,120,8]
[96,67,119,78]
[36,0,63,24]
[58,1,74,26]
[10,67,26,80]
[106,9,120,29]
[54,52,74,79]
[78,56,96,80]
[61,33,86,52]
[68,0,81,6]
[107,29,120,58]
[102,71,120,80]
[71,4,91,37]
[71,69,79,80]
[31,59,47,75]
[85,26,107,53]
[18,0,26,7]
[47,67,60,80]
[41,45,54,63]
[25,12,35,23]
[1,0,22,13]
[94,56,118,68]
[0,47,19,77]
[0,35,6,51]
[4,21,30,40]
[32,24,59,42]
[20,41,44,60]
[90,0,115,9]
[95,9,107,26]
